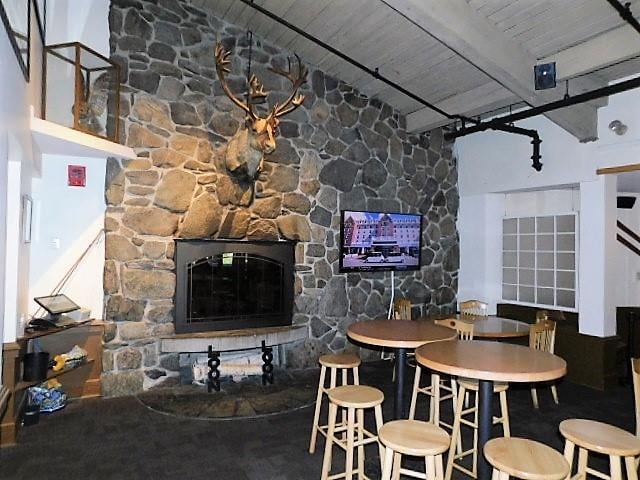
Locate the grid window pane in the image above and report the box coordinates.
[537,216,554,233]
[537,288,554,305]
[557,271,575,289]
[503,235,517,251]
[520,235,535,250]
[503,213,577,310]
[503,252,517,267]
[557,234,575,251]
[503,218,517,234]
[557,215,575,232]
[503,268,517,284]
[503,284,517,300]
[557,253,575,270]
[519,268,535,285]
[519,252,535,268]
[519,286,535,302]
[537,235,554,251]
[519,217,535,234]
[537,252,554,269]
[557,289,575,308]
[537,270,554,287]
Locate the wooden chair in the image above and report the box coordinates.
[484,437,569,480]
[460,300,488,316]
[385,298,412,377]
[560,418,640,480]
[535,310,549,323]
[529,320,558,408]
[309,354,360,454]
[379,419,450,480]
[393,298,412,320]
[409,319,473,429]
[320,385,385,480]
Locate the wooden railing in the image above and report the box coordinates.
[617,220,640,256]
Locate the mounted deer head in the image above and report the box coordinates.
[214,43,308,180]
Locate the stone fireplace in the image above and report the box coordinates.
[174,239,294,333]
[101,0,460,396]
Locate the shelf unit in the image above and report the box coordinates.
[0,320,103,447]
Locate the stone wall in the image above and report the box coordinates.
[103,0,459,396]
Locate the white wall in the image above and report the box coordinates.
[26,0,112,322]
[456,83,640,336]
[615,192,640,307]
[0,6,43,344]
[46,0,110,56]
[29,156,106,320]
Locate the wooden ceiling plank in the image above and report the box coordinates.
[540,25,640,82]
[406,82,517,132]
[513,2,622,48]
[384,0,600,140]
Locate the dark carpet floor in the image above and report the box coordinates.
[0,361,635,480]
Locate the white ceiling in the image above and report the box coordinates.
[193,0,640,139]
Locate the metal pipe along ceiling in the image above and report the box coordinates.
[239,0,640,171]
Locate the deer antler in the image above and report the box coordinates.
[214,43,256,120]
[269,54,308,118]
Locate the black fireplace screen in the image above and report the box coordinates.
[188,253,284,323]
[175,240,294,333]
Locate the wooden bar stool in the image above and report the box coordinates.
[445,378,510,480]
[484,437,569,480]
[309,353,361,454]
[379,419,450,480]
[320,385,385,480]
[560,419,640,480]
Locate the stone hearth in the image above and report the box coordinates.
[102,0,459,396]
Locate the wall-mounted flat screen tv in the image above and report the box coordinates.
[339,210,423,272]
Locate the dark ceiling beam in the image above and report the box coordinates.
[446,75,640,140]
[606,0,640,34]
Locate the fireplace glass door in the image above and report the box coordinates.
[187,253,285,326]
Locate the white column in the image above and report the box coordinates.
[578,175,617,337]
[458,193,504,314]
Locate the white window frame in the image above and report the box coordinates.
[501,213,579,312]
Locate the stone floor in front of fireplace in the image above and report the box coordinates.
[2,361,634,479]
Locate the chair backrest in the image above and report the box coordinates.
[535,310,549,323]
[460,299,488,317]
[435,318,474,340]
[632,358,640,437]
[529,320,556,354]
[393,298,412,320]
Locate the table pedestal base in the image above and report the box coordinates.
[478,379,493,480]
[394,348,407,419]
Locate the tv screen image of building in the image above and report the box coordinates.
[340,210,422,271]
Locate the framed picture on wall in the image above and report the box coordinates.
[21,194,32,243]
[0,0,30,81]
[33,0,44,39]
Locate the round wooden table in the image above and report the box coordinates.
[416,340,567,480]
[347,319,457,418]
[424,314,530,338]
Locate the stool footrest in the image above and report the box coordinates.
[399,467,431,479]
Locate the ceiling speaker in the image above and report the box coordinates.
[534,62,556,90]
[617,196,637,209]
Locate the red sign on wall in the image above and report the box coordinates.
[68,165,86,187]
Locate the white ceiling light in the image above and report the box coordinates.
[608,119,628,135]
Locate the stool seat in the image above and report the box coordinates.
[559,419,640,457]
[379,420,449,457]
[328,385,384,408]
[319,353,361,369]
[458,378,509,393]
[484,437,569,480]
